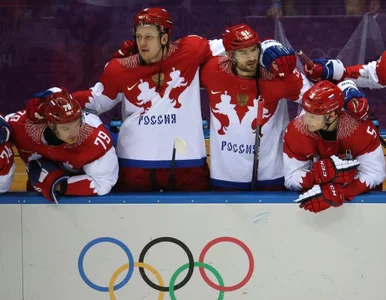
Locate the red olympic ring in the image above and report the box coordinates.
[198,237,254,292]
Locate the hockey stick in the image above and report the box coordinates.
[167,137,186,191]
[251,97,265,191]
[296,49,386,149]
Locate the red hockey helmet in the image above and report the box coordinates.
[134,7,173,35]
[44,88,82,124]
[222,24,260,51]
[302,80,344,115]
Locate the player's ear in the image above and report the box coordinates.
[160,33,169,46]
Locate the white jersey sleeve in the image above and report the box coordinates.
[345,61,385,89]
[66,147,119,196]
[0,163,15,194]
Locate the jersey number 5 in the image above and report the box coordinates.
[94,131,111,150]
[366,126,377,138]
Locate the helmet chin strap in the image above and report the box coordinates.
[156,32,168,92]
[322,113,339,131]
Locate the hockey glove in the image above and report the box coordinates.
[0,116,11,144]
[303,58,346,82]
[295,183,345,213]
[27,158,68,204]
[112,40,138,58]
[337,80,369,120]
[25,89,54,122]
[260,40,296,78]
[376,51,386,86]
[0,142,14,176]
[313,155,359,185]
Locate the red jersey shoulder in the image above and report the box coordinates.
[201,56,233,87]
[181,35,209,52]
[284,116,318,159]
[339,113,380,156]
[6,110,28,133]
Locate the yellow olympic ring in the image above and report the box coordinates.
[108,262,165,300]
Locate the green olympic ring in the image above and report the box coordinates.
[169,262,225,300]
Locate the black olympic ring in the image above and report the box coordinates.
[138,236,194,292]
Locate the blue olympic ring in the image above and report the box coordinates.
[78,237,135,292]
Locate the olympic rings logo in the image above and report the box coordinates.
[78,236,254,300]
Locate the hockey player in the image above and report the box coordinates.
[200,24,311,190]
[69,7,228,192]
[284,80,386,213]
[303,51,386,90]
[0,115,14,194]
[7,88,118,203]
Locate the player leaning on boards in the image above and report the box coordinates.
[7,88,118,203]
[200,24,311,191]
[0,115,15,194]
[284,80,386,213]
[72,7,225,192]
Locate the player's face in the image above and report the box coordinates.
[233,45,259,77]
[135,25,168,64]
[303,112,326,132]
[53,118,82,144]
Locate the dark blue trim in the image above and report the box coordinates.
[118,157,207,168]
[211,177,284,189]
[1,191,386,204]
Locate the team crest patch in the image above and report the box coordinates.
[237,94,249,106]
[152,72,165,86]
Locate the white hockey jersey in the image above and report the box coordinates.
[73,36,224,169]
[200,56,311,189]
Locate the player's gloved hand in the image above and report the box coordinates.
[0,142,14,176]
[0,116,11,144]
[295,183,345,213]
[25,89,54,122]
[337,80,369,120]
[260,40,296,78]
[112,40,138,58]
[303,58,346,82]
[27,158,68,204]
[313,155,359,184]
[376,51,386,86]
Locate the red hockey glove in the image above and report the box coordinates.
[27,158,68,203]
[295,183,345,213]
[260,40,296,78]
[112,40,138,58]
[376,51,386,86]
[0,142,14,176]
[26,97,47,122]
[338,80,369,120]
[303,58,346,83]
[313,155,359,185]
[25,89,59,122]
